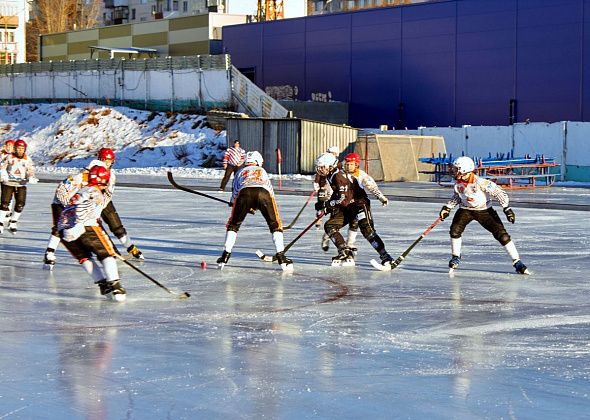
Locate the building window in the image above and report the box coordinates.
[131,8,136,19]
[183,1,188,12]
[166,0,171,11]
[173,1,179,11]
[140,0,147,3]
[8,31,14,43]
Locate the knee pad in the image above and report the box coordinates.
[14,204,25,213]
[349,219,359,231]
[450,225,463,239]
[112,226,127,239]
[358,219,374,239]
[496,232,511,246]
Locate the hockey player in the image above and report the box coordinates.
[439,156,529,275]
[43,147,144,268]
[0,139,14,162]
[314,152,359,253]
[219,140,246,192]
[0,140,16,222]
[316,152,392,266]
[58,165,127,301]
[0,139,38,234]
[217,150,293,271]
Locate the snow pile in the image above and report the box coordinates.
[0,103,227,172]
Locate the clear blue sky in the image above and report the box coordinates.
[227,0,306,18]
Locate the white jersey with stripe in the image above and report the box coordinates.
[58,185,108,241]
[53,169,115,206]
[0,153,35,187]
[351,169,387,202]
[231,164,274,203]
[445,174,509,211]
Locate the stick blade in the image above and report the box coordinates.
[370,259,392,271]
[255,249,274,262]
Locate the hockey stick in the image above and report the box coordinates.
[372,217,443,271]
[256,212,325,262]
[284,190,316,230]
[167,171,231,205]
[116,255,191,299]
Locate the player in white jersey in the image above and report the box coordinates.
[439,156,529,274]
[0,139,38,234]
[0,140,16,223]
[43,147,143,268]
[217,150,293,271]
[58,165,127,301]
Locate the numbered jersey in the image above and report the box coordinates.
[0,153,35,187]
[58,185,107,241]
[446,174,509,211]
[231,165,274,203]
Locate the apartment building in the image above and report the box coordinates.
[102,0,227,25]
[0,0,29,63]
[307,0,431,14]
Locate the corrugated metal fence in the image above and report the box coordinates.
[226,118,358,174]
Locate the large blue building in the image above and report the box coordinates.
[222,0,590,129]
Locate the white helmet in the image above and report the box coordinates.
[452,156,475,175]
[315,152,338,176]
[327,145,340,156]
[85,159,107,170]
[245,151,263,166]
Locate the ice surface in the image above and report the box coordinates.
[1,178,589,419]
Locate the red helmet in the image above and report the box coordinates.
[88,165,111,186]
[344,153,361,165]
[98,147,115,161]
[14,139,27,149]
[4,139,15,146]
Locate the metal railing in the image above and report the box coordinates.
[0,54,231,76]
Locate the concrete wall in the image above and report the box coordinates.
[0,56,232,112]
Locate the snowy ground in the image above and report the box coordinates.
[1,176,589,418]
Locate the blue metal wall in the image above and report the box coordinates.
[223,0,590,129]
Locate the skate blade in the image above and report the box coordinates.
[518,268,531,275]
[331,260,342,267]
[341,259,355,267]
[43,264,55,271]
[105,292,127,302]
[218,263,226,270]
[448,267,456,277]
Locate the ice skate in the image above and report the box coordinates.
[127,244,145,260]
[8,220,17,235]
[217,250,231,270]
[43,251,56,271]
[331,247,355,267]
[321,235,330,252]
[513,259,530,275]
[448,255,461,275]
[97,280,127,302]
[276,251,294,272]
[0,222,3,235]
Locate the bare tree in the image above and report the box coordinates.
[26,0,102,62]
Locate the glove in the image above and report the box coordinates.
[439,205,451,220]
[28,177,39,184]
[228,201,233,208]
[379,196,388,207]
[314,201,326,212]
[503,207,515,224]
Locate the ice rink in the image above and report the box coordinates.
[1,177,589,419]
